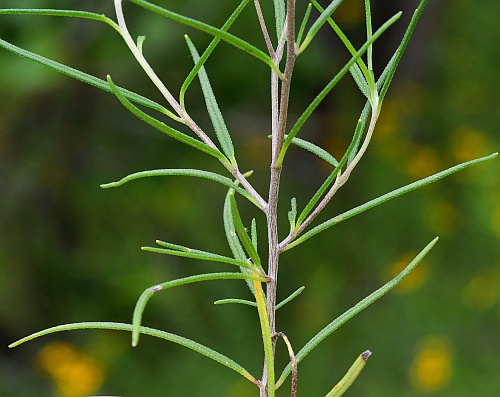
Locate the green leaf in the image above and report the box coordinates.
[277,11,402,166]
[251,218,258,251]
[142,240,255,270]
[181,0,249,104]
[299,0,344,53]
[309,0,372,89]
[132,272,267,346]
[288,136,339,166]
[276,286,305,310]
[288,197,298,231]
[273,0,286,39]
[0,8,119,29]
[350,64,371,99]
[9,321,258,384]
[364,0,373,72]
[224,191,247,262]
[378,0,429,104]
[0,38,178,119]
[106,76,230,165]
[100,168,255,204]
[296,3,312,47]
[277,237,439,387]
[129,0,284,79]
[325,351,372,397]
[185,36,236,165]
[214,298,257,307]
[224,190,256,295]
[288,153,498,250]
[229,193,263,272]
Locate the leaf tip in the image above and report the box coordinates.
[361,350,372,362]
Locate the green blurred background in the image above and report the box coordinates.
[1,0,499,396]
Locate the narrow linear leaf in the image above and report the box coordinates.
[289,136,339,166]
[224,191,247,262]
[0,8,119,29]
[379,0,429,103]
[129,0,284,79]
[132,272,267,346]
[141,245,254,270]
[9,321,258,384]
[364,0,374,72]
[296,3,312,47]
[273,0,286,40]
[325,351,372,397]
[0,38,176,118]
[288,153,498,250]
[251,218,258,250]
[107,76,229,165]
[300,0,344,53]
[100,168,255,204]
[350,64,371,99]
[181,0,249,102]
[277,238,439,387]
[288,197,298,231]
[309,0,372,88]
[278,11,401,166]
[253,277,275,397]
[276,286,305,310]
[229,193,263,272]
[224,190,256,295]
[214,298,257,307]
[185,36,236,165]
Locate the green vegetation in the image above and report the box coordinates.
[1,1,498,396]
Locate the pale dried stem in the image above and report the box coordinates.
[114,0,267,210]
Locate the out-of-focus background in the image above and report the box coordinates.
[1,0,499,396]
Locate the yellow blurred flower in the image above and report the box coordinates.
[409,336,454,393]
[450,127,488,164]
[462,267,500,311]
[406,144,441,180]
[36,341,105,397]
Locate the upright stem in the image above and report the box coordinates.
[261,1,296,396]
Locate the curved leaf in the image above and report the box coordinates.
[132,272,267,346]
[9,321,258,384]
[100,168,254,204]
[128,0,284,79]
[214,298,257,307]
[0,38,177,118]
[142,239,254,270]
[276,286,306,310]
[277,237,439,387]
[107,76,230,165]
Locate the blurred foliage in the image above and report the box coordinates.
[0,0,499,396]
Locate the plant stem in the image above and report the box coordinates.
[261,1,296,395]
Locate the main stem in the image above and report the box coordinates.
[261,2,296,396]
